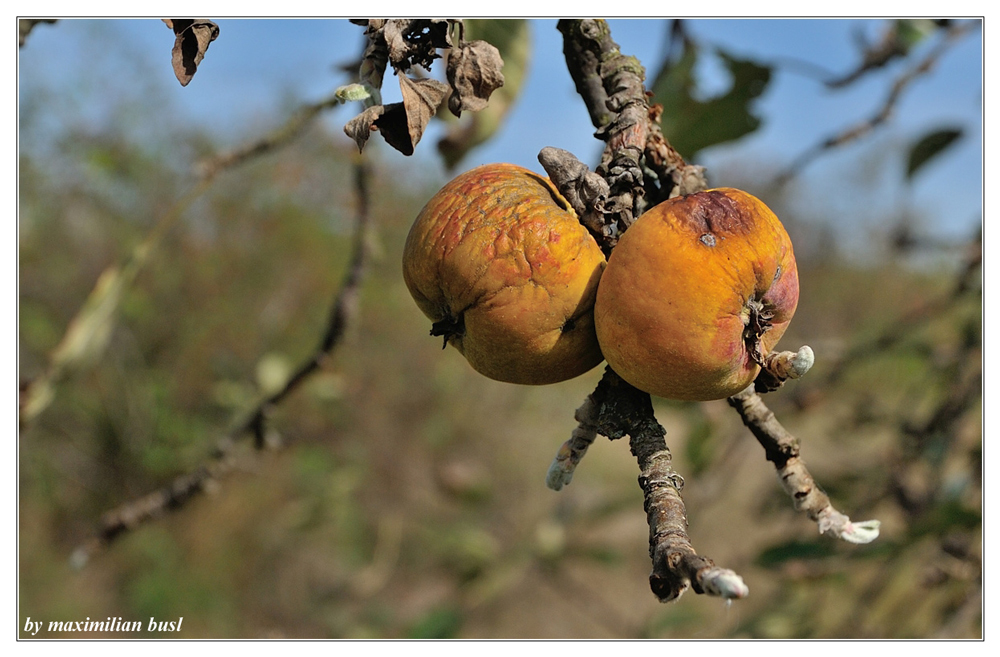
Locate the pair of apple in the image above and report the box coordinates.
[402,163,799,402]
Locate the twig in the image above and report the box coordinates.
[556,20,705,234]
[546,387,602,491]
[775,21,976,186]
[605,369,749,601]
[824,20,911,89]
[197,93,343,179]
[19,92,345,429]
[71,156,373,567]
[727,386,881,545]
[19,175,215,427]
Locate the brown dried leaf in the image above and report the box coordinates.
[394,76,450,155]
[372,103,413,155]
[344,104,386,152]
[164,18,220,87]
[382,19,453,71]
[343,74,449,156]
[447,39,505,117]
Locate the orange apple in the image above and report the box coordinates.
[594,188,799,400]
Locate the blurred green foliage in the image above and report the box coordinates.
[19,20,979,640]
[651,31,772,160]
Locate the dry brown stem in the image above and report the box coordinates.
[600,369,748,601]
[556,20,642,232]
[72,157,374,566]
[546,392,601,491]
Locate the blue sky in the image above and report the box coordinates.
[18,18,983,248]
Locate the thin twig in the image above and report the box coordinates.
[775,21,976,186]
[727,386,880,545]
[71,156,373,567]
[197,93,343,179]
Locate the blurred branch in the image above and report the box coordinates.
[19,175,215,427]
[197,93,342,178]
[72,155,373,566]
[19,91,344,429]
[775,20,976,186]
[825,20,914,89]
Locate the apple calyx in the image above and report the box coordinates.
[742,297,775,367]
[430,314,465,350]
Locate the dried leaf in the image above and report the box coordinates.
[393,76,450,155]
[344,104,386,152]
[372,103,412,155]
[164,18,219,87]
[447,39,505,117]
[19,19,56,48]
[382,19,453,71]
[438,19,529,169]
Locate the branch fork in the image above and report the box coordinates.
[552,21,878,604]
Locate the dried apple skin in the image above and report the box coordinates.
[403,163,607,385]
[594,188,799,401]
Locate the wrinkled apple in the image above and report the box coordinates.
[594,188,799,401]
[403,163,606,384]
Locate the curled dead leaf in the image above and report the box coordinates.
[447,39,505,117]
[163,18,219,86]
[344,104,386,153]
[383,19,453,71]
[393,76,450,155]
[343,76,448,156]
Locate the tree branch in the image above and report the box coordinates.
[550,19,889,602]
[549,19,746,603]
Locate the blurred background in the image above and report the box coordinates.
[18,18,982,638]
